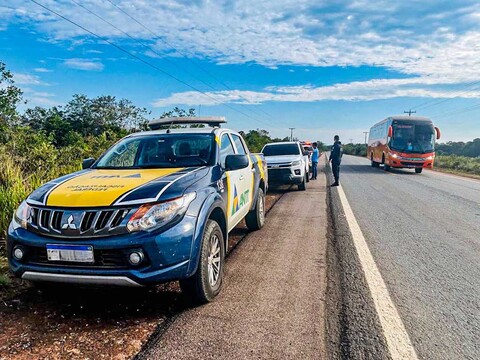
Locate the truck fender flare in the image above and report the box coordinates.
[185,192,226,277]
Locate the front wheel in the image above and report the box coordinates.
[298,174,307,191]
[415,168,423,173]
[180,219,225,304]
[245,188,266,231]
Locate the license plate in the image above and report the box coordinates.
[46,244,94,263]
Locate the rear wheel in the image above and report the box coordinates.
[245,188,265,231]
[298,174,307,191]
[415,168,423,173]
[180,219,225,304]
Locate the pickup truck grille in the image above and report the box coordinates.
[27,206,135,238]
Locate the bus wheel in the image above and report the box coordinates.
[415,168,423,174]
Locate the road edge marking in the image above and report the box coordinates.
[336,184,419,360]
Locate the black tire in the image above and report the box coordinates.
[298,174,306,191]
[306,172,310,183]
[371,154,379,167]
[384,164,391,171]
[180,219,225,304]
[415,168,423,173]
[245,188,266,231]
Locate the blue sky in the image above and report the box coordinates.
[1,0,480,143]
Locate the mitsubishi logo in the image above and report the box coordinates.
[62,215,77,230]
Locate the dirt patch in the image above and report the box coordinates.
[0,190,284,360]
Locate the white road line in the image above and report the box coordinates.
[336,184,419,360]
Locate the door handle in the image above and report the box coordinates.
[239,175,245,181]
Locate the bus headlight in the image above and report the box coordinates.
[127,193,196,232]
[425,156,434,160]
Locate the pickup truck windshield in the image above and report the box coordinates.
[95,134,215,168]
[263,144,300,156]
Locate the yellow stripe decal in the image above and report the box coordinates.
[255,154,265,180]
[47,168,183,207]
[226,173,231,220]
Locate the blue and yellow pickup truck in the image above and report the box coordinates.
[7,117,267,303]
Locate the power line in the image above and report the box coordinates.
[103,0,275,122]
[404,109,416,116]
[411,80,480,111]
[29,0,262,123]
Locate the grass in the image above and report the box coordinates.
[435,155,480,176]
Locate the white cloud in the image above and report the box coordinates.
[4,0,480,102]
[34,67,52,73]
[12,73,47,86]
[63,58,104,71]
[151,76,480,107]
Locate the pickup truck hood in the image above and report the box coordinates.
[28,167,209,208]
[264,155,302,164]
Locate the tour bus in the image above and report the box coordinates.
[367,116,441,173]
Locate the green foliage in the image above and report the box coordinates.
[0,61,24,127]
[436,138,480,158]
[435,155,480,175]
[242,129,274,153]
[342,143,367,157]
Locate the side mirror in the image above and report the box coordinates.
[225,154,249,171]
[435,127,441,140]
[82,158,96,169]
[388,125,393,138]
[303,151,310,156]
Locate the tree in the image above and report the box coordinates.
[242,129,273,152]
[63,95,149,136]
[0,61,24,128]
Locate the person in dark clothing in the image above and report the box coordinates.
[329,135,343,186]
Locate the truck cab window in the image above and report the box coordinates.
[220,134,235,168]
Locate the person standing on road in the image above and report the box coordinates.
[310,142,319,180]
[329,135,343,186]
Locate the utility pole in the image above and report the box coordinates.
[289,128,295,141]
[363,131,368,145]
[404,109,416,116]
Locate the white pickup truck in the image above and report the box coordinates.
[261,141,310,191]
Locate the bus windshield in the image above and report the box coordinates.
[390,122,435,154]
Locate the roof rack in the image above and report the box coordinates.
[148,116,227,130]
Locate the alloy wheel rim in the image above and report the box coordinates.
[259,194,265,225]
[207,234,221,287]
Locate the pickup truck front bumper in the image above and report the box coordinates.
[7,214,198,286]
[267,167,304,185]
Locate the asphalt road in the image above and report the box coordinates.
[336,155,480,359]
[140,162,328,359]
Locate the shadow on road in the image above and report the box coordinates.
[341,164,419,176]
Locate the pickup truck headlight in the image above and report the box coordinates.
[291,160,302,166]
[127,192,196,232]
[13,200,31,229]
